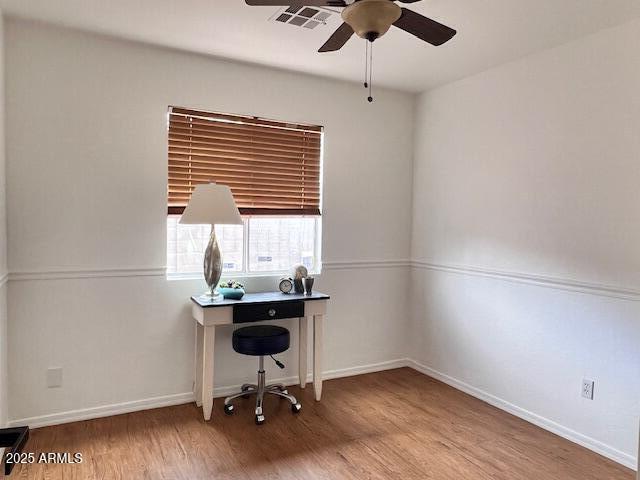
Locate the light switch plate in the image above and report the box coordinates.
[47,367,63,388]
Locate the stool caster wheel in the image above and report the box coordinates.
[255,414,265,425]
[291,403,302,414]
[224,404,234,415]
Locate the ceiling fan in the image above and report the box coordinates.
[246,0,456,101]
[245,0,457,52]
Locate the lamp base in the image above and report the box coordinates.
[203,287,222,301]
[196,290,223,304]
[203,225,223,301]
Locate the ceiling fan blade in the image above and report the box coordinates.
[393,8,456,46]
[318,23,354,53]
[245,0,346,6]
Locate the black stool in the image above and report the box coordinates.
[223,325,301,425]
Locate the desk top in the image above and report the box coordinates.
[191,291,330,308]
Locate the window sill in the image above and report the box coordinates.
[167,269,321,282]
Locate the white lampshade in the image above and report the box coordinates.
[179,183,243,225]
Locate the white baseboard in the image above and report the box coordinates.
[8,358,408,430]
[213,357,407,398]
[8,392,195,429]
[405,359,638,471]
[322,358,408,381]
[8,357,636,472]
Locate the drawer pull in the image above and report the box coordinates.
[268,308,276,317]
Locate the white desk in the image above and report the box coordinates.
[191,291,329,421]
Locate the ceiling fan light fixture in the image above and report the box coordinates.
[341,0,402,40]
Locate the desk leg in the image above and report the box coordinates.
[313,314,324,401]
[201,325,215,421]
[299,316,308,388]
[195,323,203,407]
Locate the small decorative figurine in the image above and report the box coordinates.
[290,264,308,294]
[291,264,308,280]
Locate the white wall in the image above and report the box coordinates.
[5,19,414,424]
[0,12,8,428]
[410,19,640,468]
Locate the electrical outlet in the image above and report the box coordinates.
[581,379,594,400]
[47,367,63,388]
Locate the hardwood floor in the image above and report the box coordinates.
[11,368,633,479]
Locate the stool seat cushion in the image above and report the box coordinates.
[232,325,290,356]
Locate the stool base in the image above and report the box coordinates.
[223,356,301,424]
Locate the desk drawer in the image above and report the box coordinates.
[233,301,304,323]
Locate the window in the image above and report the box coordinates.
[167,107,323,277]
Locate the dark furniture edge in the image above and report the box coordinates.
[1,426,29,476]
[191,293,330,308]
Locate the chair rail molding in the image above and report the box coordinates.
[6,260,412,282]
[322,259,411,270]
[411,260,640,302]
[8,266,167,281]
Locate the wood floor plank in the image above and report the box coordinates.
[10,368,633,479]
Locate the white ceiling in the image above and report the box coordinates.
[1,0,639,92]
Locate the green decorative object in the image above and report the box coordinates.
[218,281,245,300]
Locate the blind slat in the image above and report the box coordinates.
[168,177,319,192]
[169,135,321,155]
[168,177,320,193]
[169,129,321,150]
[169,196,314,207]
[171,107,322,132]
[168,149,321,169]
[169,125,321,147]
[169,206,321,216]
[168,107,322,215]
[168,162,321,180]
[169,116,322,142]
[168,159,320,177]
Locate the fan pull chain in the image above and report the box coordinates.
[368,40,374,103]
[364,40,369,89]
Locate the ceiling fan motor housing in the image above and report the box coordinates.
[342,0,402,41]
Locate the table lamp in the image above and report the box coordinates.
[179,183,243,299]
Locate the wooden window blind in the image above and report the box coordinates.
[168,107,322,216]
